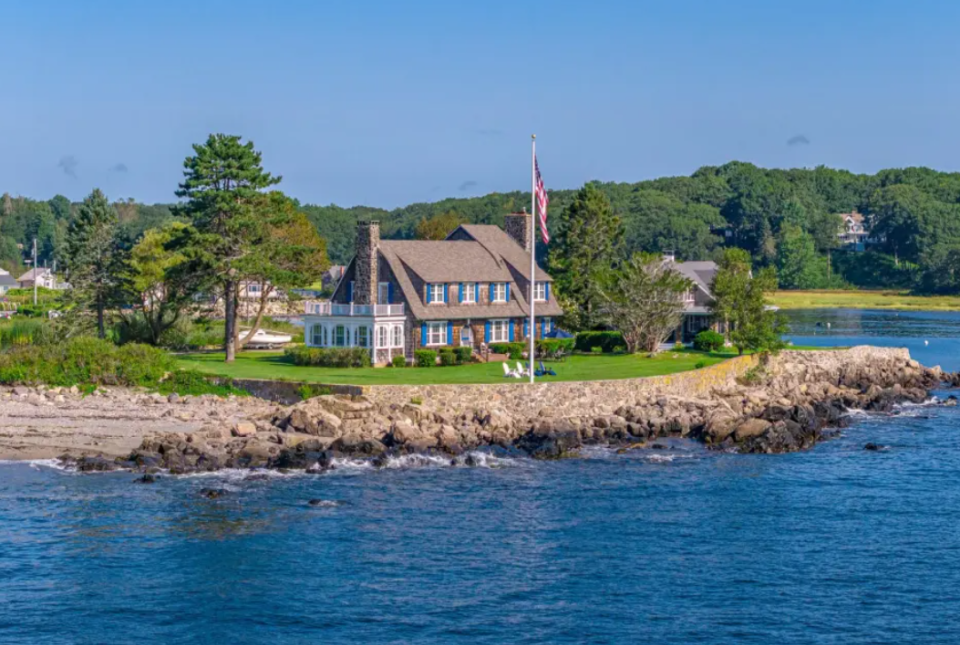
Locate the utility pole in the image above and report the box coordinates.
[32,238,37,306]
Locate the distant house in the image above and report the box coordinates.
[662,254,723,342]
[0,271,16,296]
[303,214,563,364]
[837,211,880,251]
[16,268,63,290]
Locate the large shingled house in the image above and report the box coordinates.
[303,213,563,364]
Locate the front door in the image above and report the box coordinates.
[460,326,472,347]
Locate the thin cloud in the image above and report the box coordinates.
[58,155,78,178]
[787,134,810,146]
[458,180,478,192]
[472,128,504,137]
[111,162,129,173]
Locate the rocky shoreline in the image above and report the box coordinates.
[40,346,957,475]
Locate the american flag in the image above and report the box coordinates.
[535,156,549,244]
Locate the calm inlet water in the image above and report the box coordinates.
[1,309,959,645]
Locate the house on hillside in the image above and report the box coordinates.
[16,268,63,290]
[303,214,563,364]
[0,270,16,296]
[837,211,880,251]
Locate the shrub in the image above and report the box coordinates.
[489,342,525,359]
[574,331,625,354]
[17,303,52,318]
[391,354,407,368]
[0,320,52,348]
[296,383,332,400]
[0,337,173,387]
[694,360,707,369]
[694,330,726,353]
[158,370,250,397]
[590,346,603,354]
[439,348,457,366]
[414,349,437,367]
[283,346,371,368]
[453,346,473,364]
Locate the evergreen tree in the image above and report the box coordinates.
[710,248,786,355]
[175,134,281,362]
[548,182,623,330]
[777,224,824,289]
[63,189,124,339]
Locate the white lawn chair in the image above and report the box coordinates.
[516,361,527,377]
[502,362,521,378]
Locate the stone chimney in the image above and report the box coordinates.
[504,211,532,252]
[354,221,380,304]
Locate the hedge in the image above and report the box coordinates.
[453,346,473,364]
[0,337,174,387]
[414,349,437,367]
[439,348,457,366]
[574,331,626,354]
[284,346,372,368]
[489,342,525,359]
[535,338,575,354]
[694,330,726,352]
[391,354,407,368]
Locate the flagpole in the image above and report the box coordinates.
[529,134,536,383]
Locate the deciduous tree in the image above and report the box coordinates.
[710,248,786,355]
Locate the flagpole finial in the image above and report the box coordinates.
[531,134,536,140]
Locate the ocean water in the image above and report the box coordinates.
[0,309,958,645]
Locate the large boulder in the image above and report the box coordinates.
[330,433,386,457]
[733,418,771,442]
[515,419,581,459]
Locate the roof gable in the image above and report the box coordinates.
[452,224,552,281]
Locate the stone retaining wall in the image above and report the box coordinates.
[362,354,761,419]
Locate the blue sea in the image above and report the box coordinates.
[1,309,959,645]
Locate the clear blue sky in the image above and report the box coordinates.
[2,0,959,208]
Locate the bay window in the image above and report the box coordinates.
[392,325,403,347]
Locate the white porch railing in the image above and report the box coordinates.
[304,301,404,317]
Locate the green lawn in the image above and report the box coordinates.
[176,349,735,385]
[770,289,960,311]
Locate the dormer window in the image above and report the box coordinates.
[427,284,446,304]
[533,282,547,302]
[491,283,507,303]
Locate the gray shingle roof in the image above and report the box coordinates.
[375,223,562,321]
[671,261,717,299]
[0,273,17,287]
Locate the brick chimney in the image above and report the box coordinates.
[504,211,532,252]
[354,221,380,304]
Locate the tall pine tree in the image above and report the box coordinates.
[63,189,123,339]
[547,182,623,330]
[175,134,281,362]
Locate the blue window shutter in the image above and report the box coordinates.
[443,284,448,303]
[489,283,495,302]
[505,283,510,302]
[426,284,431,304]
[458,283,464,303]
[475,283,479,303]
[347,281,354,302]
[484,321,491,343]
[388,282,394,304]
[545,283,550,301]
[509,320,515,342]
[541,318,546,337]
[447,321,453,345]
[524,319,529,338]
[421,322,428,346]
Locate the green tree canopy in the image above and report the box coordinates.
[710,248,786,355]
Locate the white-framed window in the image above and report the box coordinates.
[378,282,390,303]
[334,325,347,347]
[491,283,507,303]
[392,325,403,348]
[248,282,261,294]
[533,282,546,302]
[378,325,388,348]
[462,283,476,303]
[356,326,369,348]
[490,319,510,343]
[426,321,447,346]
[311,325,327,347]
[428,283,445,304]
